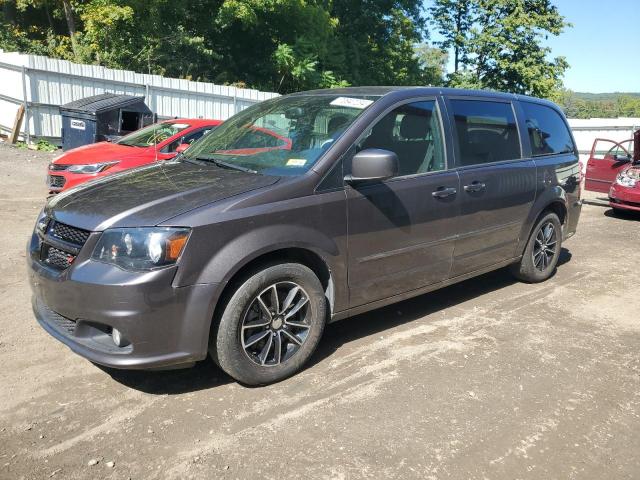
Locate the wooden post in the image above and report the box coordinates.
[8,104,25,144]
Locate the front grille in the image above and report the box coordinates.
[41,304,76,334]
[49,221,90,246]
[48,175,66,189]
[44,245,75,270]
[49,164,70,171]
[36,218,91,271]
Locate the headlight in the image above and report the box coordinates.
[92,227,190,270]
[616,168,639,188]
[67,161,119,174]
[34,209,49,234]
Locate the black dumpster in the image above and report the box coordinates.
[59,93,154,151]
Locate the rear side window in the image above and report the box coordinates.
[521,102,575,157]
[450,100,521,166]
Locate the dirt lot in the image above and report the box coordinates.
[0,142,638,480]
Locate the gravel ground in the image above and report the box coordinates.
[0,142,639,480]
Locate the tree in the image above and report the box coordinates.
[430,0,476,73]
[429,0,570,99]
[59,0,77,57]
[414,44,448,85]
[555,91,640,119]
[469,0,569,98]
[330,0,428,87]
[1,0,572,97]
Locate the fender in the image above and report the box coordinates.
[179,223,346,312]
[200,224,339,283]
[515,184,568,256]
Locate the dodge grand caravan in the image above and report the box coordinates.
[28,87,582,385]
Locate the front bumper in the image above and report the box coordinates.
[28,231,219,369]
[47,170,112,192]
[609,183,640,212]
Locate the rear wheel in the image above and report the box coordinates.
[211,263,326,385]
[510,212,562,283]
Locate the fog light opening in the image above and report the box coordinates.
[111,328,130,348]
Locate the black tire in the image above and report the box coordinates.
[210,263,326,385]
[510,212,562,283]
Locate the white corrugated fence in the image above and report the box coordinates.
[1,51,638,153]
[0,51,279,143]
[567,118,639,164]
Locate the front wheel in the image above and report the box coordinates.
[211,263,326,385]
[510,212,562,283]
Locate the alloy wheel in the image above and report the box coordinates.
[533,221,557,271]
[240,281,311,366]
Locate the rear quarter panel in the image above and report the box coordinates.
[517,158,581,258]
[514,99,581,255]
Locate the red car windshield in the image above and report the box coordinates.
[117,122,191,147]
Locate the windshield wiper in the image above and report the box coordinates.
[195,156,257,174]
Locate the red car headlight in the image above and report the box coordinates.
[66,161,119,174]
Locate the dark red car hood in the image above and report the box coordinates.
[45,160,279,231]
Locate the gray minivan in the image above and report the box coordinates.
[28,87,582,385]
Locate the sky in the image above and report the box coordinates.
[429,0,640,94]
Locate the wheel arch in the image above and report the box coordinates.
[516,187,568,257]
[208,246,335,344]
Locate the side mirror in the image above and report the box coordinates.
[345,148,399,184]
[634,129,640,162]
[613,154,631,163]
[175,143,190,154]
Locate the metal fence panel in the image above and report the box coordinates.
[2,50,638,154]
[0,51,279,143]
[567,118,640,164]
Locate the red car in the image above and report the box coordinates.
[47,119,222,192]
[215,126,292,156]
[585,130,640,213]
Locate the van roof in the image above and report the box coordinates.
[288,86,559,108]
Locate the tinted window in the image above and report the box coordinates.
[451,100,520,166]
[358,101,446,176]
[164,127,214,153]
[521,102,575,156]
[118,122,191,147]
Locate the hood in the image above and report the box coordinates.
[52,142,150,165]
[45,160,279,231]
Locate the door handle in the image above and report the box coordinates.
[463,181,486,193]
[432,187,457,199]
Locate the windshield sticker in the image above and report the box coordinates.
[330,97,374,109]
[286,158,307,167]
[171,123,190,129]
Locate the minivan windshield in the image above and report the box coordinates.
[117,122,191,147]
[183,94,379,175]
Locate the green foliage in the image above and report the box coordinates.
[414,44,449,86]
[36,138,58,151]
[431,0,570,99]
[556,91,640,119]
[471,0,569,98]
[0,0,579,99]
[430,0,475,72]
[11,139,56,150]
[0,0,443,92]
